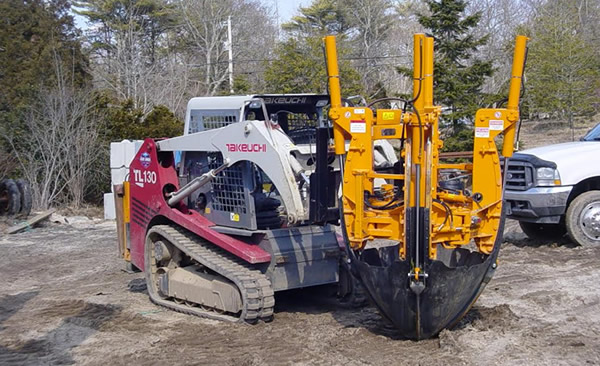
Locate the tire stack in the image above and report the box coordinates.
[0,179,32,218]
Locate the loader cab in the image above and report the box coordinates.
[183,94,329,138]
[251,94,330,145]
[180,94,341,231]
[179,94,398,230]
[184,95,249,135]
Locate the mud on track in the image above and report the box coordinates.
[0,219,599,365]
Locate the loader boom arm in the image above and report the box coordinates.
[157,119,306,223]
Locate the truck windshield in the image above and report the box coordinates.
[583,123,600,141]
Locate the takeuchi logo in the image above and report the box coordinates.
[225,143,267,152]
[140,152,151,168]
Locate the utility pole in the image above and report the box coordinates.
[227,16,234,94]
[274,0,280,39]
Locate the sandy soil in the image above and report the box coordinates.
[1,117,599,365]
[0,217,599,366]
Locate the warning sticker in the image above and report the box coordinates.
[350,120,367,133]
[475,127,490,138]
[382,111,395,120]
[230,212,240,222]
[489,119,504,131]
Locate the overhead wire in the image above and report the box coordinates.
[186,55,411,68]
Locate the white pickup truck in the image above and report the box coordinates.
[505,123,600,246]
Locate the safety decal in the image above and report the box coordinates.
[475,127,490,138]
[489,119,504,131]
[350,120,367,133]
[140,152,151,168]
[382,111,395,120]
[230,212,240,222]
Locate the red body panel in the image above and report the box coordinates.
[128,139,271,271]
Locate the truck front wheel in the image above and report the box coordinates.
[566,190,600,247]
[519,221,566,241]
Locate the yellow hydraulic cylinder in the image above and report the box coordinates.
[408,34,425,208]
[423,37,434,108]
[413,34,425,113]
[324,35,346,156]
[502,35,529,157]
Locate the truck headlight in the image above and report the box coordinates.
[536,167,561,186]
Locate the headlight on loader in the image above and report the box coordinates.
[536,167,561,186]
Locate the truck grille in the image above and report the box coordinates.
[505,160,535,191]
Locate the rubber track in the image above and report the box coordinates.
[146,225,275,323]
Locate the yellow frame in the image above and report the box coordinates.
[324,34,528,260]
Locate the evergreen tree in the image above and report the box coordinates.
[282,0,353,38]
[0,0,89,133]
[75,0,175,64]
[417,0,493,133]
[75,0,176,113]
[265,0,364,96]
[526,0,600,126]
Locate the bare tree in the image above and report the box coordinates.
[229,1,278,93]
[177,0,232,96]
[80,0,177,115]
[5,54,105,209]
[466,0,531,95]
[177,0,276,96]
[526,0,600,129]
[344,0,395,98]
[383,0,427,97]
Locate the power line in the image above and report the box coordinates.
[187,54,411,68]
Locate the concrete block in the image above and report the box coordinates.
[104,192,116,220]
[110,167,128,190]
[110,141,126,168]
[110,140,143,169]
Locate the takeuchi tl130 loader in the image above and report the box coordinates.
[114,33,529,340]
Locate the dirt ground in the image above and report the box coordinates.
[0,217,598,366]
[1,118,599,365]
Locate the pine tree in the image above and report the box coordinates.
[75,0,175,64]
[282,0,353,38]
[526,0,600,127]
[265,0,364,96]
[0,0,89,131]
[418,0,493,133]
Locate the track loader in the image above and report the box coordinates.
[115,33,528,339]
[115,93,376,322]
